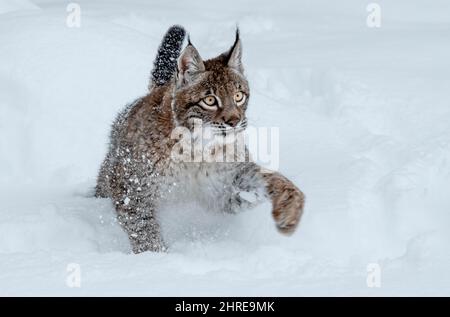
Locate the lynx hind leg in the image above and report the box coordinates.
[96,101,133,198]
[263,171,305,235]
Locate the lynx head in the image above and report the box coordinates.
[172,30,249,135]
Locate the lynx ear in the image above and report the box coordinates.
[226,29,243,73]
[177,43,205,85]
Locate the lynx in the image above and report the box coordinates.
[95,25,305,253]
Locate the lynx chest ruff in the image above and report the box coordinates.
[163,162,252,213]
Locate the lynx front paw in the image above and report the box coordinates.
[271,186,305,235]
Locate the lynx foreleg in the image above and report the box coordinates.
[262,170,305,234]
[116,205,166,254]
[233,163,305,234]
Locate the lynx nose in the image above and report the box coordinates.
[221,112,241,127]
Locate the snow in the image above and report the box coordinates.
[1,0,450,295]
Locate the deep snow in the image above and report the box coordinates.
[1,0,450,295]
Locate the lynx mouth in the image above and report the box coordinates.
[209,118,248,136]
[186,117,248,136]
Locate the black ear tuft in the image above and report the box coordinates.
[226,27,243,73]
[234,27,240,47]
[227,28,240,61]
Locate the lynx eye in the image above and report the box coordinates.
[234,91,246,106]
[204,96,216,105]
[199,95,218,110]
